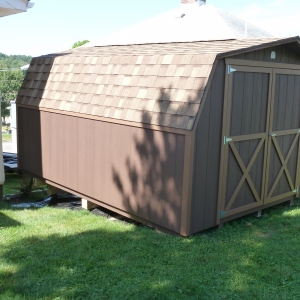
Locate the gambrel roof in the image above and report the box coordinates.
[17,37,300,130]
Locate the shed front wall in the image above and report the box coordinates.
[218,46,300,224]
[18,107,187,234]
[219,64,300,220]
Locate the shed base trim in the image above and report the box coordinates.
[41,178,184,236]
[219,196,293,225]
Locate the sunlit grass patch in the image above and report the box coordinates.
[2,133,12,143]
[3,173,21,196]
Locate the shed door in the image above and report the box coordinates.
[219,65,300,221]
[218,65,272,218]
[265,69,300,204]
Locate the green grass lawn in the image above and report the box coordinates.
[1,175,300,299]
[3,173,21,195]
[2,133,12,143]
[3,173,46,201]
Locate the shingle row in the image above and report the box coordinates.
[17,37,282,130]
[18,52,214,130]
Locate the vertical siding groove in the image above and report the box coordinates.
[192,60,225,232]
[18,109,186,234]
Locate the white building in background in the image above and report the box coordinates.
[0,0,34,187]
[7,64,29,154]
[10,101,17,153]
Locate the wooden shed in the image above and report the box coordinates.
[16,35,300,236]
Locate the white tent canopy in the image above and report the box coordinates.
[0,0,34,17]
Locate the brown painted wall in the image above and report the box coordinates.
[232,44,300,64]
[18,107,186,233]
[191,60,225,232]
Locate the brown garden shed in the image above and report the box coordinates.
[16,36,300,236]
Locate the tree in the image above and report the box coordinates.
[0,53,32,69]
[0,70,25,123]
[0,53,31,123]
[72,40,90,49]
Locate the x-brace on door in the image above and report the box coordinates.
[265,68,300,204]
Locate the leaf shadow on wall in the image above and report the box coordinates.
[112,86,202,233]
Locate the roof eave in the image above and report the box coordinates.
[216,36,300,59]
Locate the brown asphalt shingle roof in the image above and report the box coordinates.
[17,37,293,130]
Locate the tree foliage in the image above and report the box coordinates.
[0,53,31,122]
[72,40,90,49]
[0,70,24,121]
[0,53,32,69]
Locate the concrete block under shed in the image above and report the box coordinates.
[47,185,60,196]
[33,178,46,187]
[82,199,99,210]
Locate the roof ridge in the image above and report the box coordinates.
[216,7,273,38]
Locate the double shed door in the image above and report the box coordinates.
[218,63,300,220]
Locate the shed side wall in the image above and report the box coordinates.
[191,60,225,233]
[232,44,300,64]
[18,107,186,233]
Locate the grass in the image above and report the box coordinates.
[3,173,46,201]
[3,173,21,195]
[2,133,12,143]
[1,174,300,299]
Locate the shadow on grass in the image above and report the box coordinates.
[1,206,300,299]
[0,212,22,228]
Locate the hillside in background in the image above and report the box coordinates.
[0,53,32,69]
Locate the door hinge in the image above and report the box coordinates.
[224,136,233,145]
[228,65,237,74]
[219,210,227,218]
[293,187,298,194]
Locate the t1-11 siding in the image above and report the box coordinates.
[191,60,225,232]
[18,107,189,234]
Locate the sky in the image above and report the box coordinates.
[0,0,299,57]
